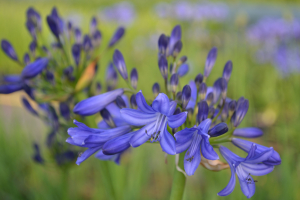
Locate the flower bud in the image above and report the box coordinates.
[199,82,207,100]
[208,106,215,118]
[22,97,38,116]
[24,53,30,65]
[231,97,249,127]
[170,73,179,94]
[72,44,81,66]
[67,21,72,31]
[206,92,214,106]
[92,30,102,47]
[59,102,70,120]
[32,143,44,164]
[181,85,191,110]
[130,94,137,109]
[26,7,41,31]
[1,40,18,61]
[45,70,54,82]
[228,100,236,116]
[63,66,74,77]
[100,108,116,128]
[158,55,168,80]
[233,127,263,138]
[90,16,97,34]
[208,122,228,137]
[223,60,233,82]
[0,84,23,94]
[113,49,128,80]
[172,40,182,57]
[221,102,229,122]
[152,83,160,97]
[106,62,118,88]
[177,63,189,77]
[169,25,181,55]
[116,95,127,109]
[74,28,82,44]
[178,56,187,65]
[204,47,217,78]
[83,35,93,52]
[130,68,138,89]
[29,40,37,56]
[108,27,125,48]
[21,57,49,79]
[96,82,102,95]
[158,34,169,55]
[176,91,182,102]
[197,100,208,124]
[195,73,203,88]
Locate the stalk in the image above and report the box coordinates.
[99,161,116,200]
[170,153,186,200]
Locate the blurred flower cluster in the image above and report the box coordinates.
[0,7,125,167]
[155,1,229,22]
[67,24,281,198]
[246,17,300,76]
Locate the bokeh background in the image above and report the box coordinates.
[0,0,299,199]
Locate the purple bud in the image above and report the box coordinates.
[21,57,49,79]
[218,78,227,99]
[67,21,72,31]
[72,44,81,66]
[233,127,263,138]
[212,79,222,104]
[170,73,179,94]
[206,92,214,106]
[158,55,168,79]
[59,102,70,120]
[22,97,38,116]
[90,17,97,34]
[32,143,44,164]
[199,82,207,100]
[46,16,60,38]
[83,35,93,52]
[228,100,236,114]
[24,53,30,65]
[223,60,233,82]
[231,97,249,127]
[96,82,102,94]
[63,66,74,77]
[177,63,189,77]
[208,123,228,137]
[176,91,182,102]
[29,40,37,55]
[158,34,169,55]
[108,27,125,48]
[26,20,36,39]
[23,84,35,100]
[195,73,203,88]
[169,25,181,55]
[130,94,137,109]
[92,30,102,46]
[106,62,118,88]
[179,56,187,64]
[45,71,54,82]
[26,7,41,31]
[221,102,229,121]
[116,95,126,109]
[204,47,217,77]
[130,68,138,89]
[3,75,21,83]
[172,40,183,57]
[208,106,216,118]
[152,83,160,97]
[0,83,23,94]
[197,100,209,123]
[74,28,82,44]
[113,49,128,80]
[100,108,116,128]
[182,85,191,110]
[73,88,124,116]
[1,40,18,61]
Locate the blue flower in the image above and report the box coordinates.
[66,120,131,165]
[1,40,18,61]
[120,91,187,155]
[175,119,219,175]
[185,80,197,110]
[108,27,125,48]
[233,127,263,138]
[21,57,49,79]
[218,145,275,198]
[73,88,124,116]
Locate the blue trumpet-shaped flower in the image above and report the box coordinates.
[66,120,131,165]
[120,91,187,155]
[218,145,275,198]
[175,119,219,176]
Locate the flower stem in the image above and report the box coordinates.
[99,161,116,200]
[170,153,186,200]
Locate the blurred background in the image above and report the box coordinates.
[0,0,299,199]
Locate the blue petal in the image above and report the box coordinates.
[160,126,176,155]
[102,132,135,155]
[152,93,170,115]
[200,137,219,160]
[236,166,256,198]
[66,137,100,148]
[121,94,130,108]
[95,150,121,165]
[175,128,196,153]
[98,117,128,129]
[218,165,236,196]
[129,123,154,148]
[197,118,212,133]
[167,101,177,116]
[186,80,196,109]
[241,163,274,176]
[219,146,244,164]
[3,75,22,83]
[245,147,274,164]
[76,146,102,165]
[0,83,24,94]
[97,120,110,129]
[106,103,122,118]
[167,112,187,128]
[120,108,157,126]
[233,127,263,138]
[184,145,201,176]
[136,91,155,113]
[21,58,49,79]
[73,89,124,116]
[177,63,189,77]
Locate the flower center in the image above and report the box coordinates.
[148,113,167,142]
[186,131,202,162]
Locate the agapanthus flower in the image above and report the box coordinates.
[175,119,219,175]
[218,145,275,198]
[120,91,187,154]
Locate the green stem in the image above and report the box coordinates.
[99,161,116,200]
[170,153,186,200]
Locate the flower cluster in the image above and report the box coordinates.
[67,25,281,198]
[0,7,125,166]
[246,17,300,76]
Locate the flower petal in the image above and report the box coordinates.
[120,108,157,126]
[102,132,135,155]
[184,145,201,176]
[160,126,176,155]
[152,93,170,115]
[95,150,121,165]
[186,80,196,109]
[136,91,154,113]
[236,166,256,198]
[241,163,274,176]
[167,101,177,116]
[129,123,154,148]
[233,127,263,138]
[218,165,236,196]
[200,137,219,160]
[76,146,102,165]
[175,128,197,153]
[167,112,187,128]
